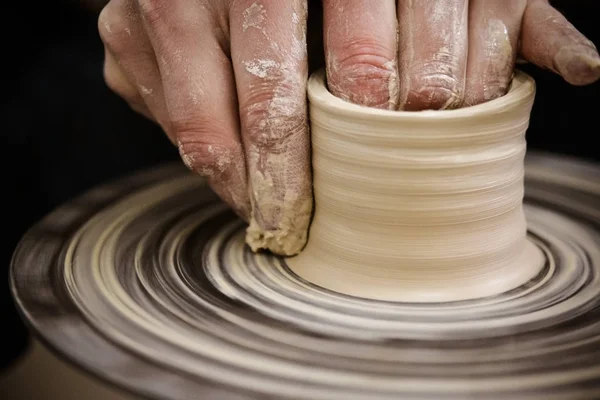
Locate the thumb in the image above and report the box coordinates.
[520,0,600,85]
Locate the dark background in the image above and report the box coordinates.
[1,0,598,370]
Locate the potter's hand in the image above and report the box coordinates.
[323,0,600,110]
[99,0,312,255]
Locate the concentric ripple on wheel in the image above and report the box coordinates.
[10,152,600,400]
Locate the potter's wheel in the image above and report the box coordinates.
[10,151,600,399]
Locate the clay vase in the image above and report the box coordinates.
[286,69,544,302]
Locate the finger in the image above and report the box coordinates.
[102,48,154,120]
[520,0,600,86]
[230,0,312,256]
[322,0,398,109]
[98,0,173,140]
[463,0,527,107]
[137,0,250,220]
[397,0,469,110]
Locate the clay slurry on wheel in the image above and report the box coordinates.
[9,150,600,400]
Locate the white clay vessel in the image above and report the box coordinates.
[286,69,544,302]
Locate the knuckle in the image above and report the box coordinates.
[240,82,307,148]
[405,62,464,110]
[102,59,149,114]
[103,70,121,95]
[103,65,136,102]
[97,6,111,41]
[97,3,133,53]
[334,38,395,68]
[327,39,396,108]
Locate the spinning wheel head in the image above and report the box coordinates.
[10,151,600,399]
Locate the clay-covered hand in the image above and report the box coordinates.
[323,0,600,110]
[98,0,312,256]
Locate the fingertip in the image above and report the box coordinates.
[521,0,600,87]
[402,79,464,111]
[553,46,600,86]
[322,0,398,109]
[326,54,399,110]
[177,136,251,221]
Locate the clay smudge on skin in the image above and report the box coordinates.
[245,137,312,255]
[385,24,400,110]
[397,0,414,109]
[244,2,312,256]
[243,2,267,32]
[481,19,513,101]
[243,59,280,78]
[186,80,206,106]
[177,140,195,171]
[430,1,446,24]
[178,139,250,219]
[324,26,339,91]
[139,85,153,96]
[178,141,235,179]
[384,60,399,110]
[219,144,251,220]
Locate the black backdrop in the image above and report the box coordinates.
[2,0,598,369]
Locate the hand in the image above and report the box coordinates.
[98,0,313,256]
[323,0,600,110]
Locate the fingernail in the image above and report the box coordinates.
[554,45,600,86]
